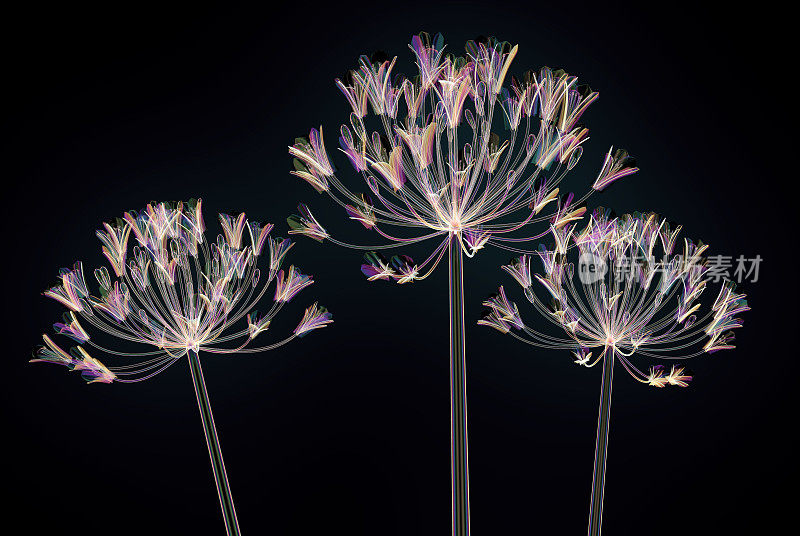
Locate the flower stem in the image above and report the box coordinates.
[188,350,241,536]
[588,347,614,536]
[448,236,470,536]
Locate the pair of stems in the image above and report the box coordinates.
[186,241,610,536]
[183,237,472,536]
[448,237,616,536]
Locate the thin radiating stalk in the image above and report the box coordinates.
[188,350,241,536]
[449,235,470,536]
[588,347,614,536]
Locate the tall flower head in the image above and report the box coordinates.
[287,34,642,536]
[33,199,332,383]
[483,210,749,387]
[288,33,637,283]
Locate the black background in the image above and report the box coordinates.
[5,2,797,534]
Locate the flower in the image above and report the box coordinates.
[593,148,639,191]
[477,311,510,333]
[248,221,274,256]
[665,365,692,387]
[391,255,419,284]
[96,221,131,276]
[275,265,314,302]
[573,349,593,366]
[463,229,490,255]
[268,237,294,272]
[247,311,271,339]
[344,193,377,228]
[89,281,130,322]
[338,125,369,172]
[289,127,335,178]
[287,34,642,536]
[482,286,523,330]
[704,281,749,352]
[646,365,668,388]
[53,312,90,343]
[71,347,116,384]
[502,255,533,289]
[287,204,329,242]
[31,334,116,384]
[360,251,395,281]
[43,262,89,312]
[219,212,247,249]
[335,76,369,118]
[409,32,447,89]
[466,36,518,95]
[370,145,406,191]
[294,303,333,337]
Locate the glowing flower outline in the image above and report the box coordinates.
[481,209,748,535]
[287,32,638,536]
[33,199,333,536]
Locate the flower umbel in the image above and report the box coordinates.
[34,199,332,383]
[288,33,637,283]
[485,209,748,385]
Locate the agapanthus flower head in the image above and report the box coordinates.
[289,33,637,283]
[485,209,748,387]
[34,199,331,383]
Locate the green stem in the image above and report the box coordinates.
[188,350,241,536]
[588,347,614,536]
[448,236,470,536]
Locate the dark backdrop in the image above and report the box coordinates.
[5,2,796,535]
